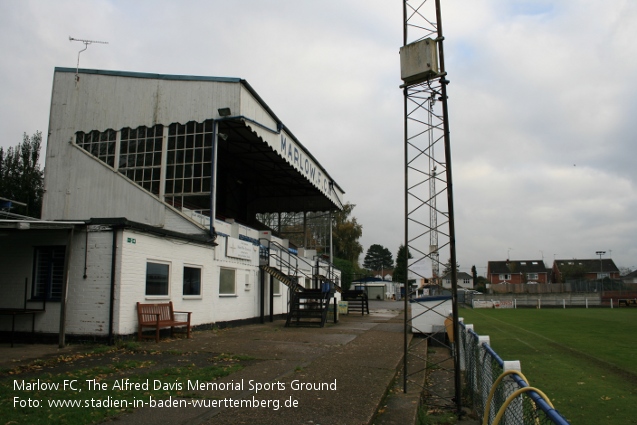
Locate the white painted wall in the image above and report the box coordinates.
[65,228,113,335]
[212,235,266,322]
[115,229,215,335]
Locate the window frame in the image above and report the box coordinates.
[272,277,281,296]
[219,267,237,296]
[183,265,203,298]
[32,246,66,301]
[145,261,171,298]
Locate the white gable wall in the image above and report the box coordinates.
[42,70,241,231]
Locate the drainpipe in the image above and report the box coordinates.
[59,227,75,348]
[260,267,265,323]
[329,209,333,264]
[269,275,274,322]
[108,226,119,345]
[209,120,219,240]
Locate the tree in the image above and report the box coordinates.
[393,244,413,284]
[619,266,633,277]
[0,131,44,218]
[471,265,478,287]
[334,257,356,291]
[442,259,460,277]
[332,203,363,263]
[475,276,488,293]
[363,244,393,271]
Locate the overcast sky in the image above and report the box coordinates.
[1,0,636,275]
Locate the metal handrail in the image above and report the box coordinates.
[259,238,341,290]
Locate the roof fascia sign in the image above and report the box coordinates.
[241,119,344,210]
[278,133,329,195]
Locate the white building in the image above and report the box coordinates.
[441,271,474,289]
[0,68,344,345]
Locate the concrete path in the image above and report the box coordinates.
[109,301,408,425]
[2,300,474,424]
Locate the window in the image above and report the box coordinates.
[119,125,164,194]
[76,129,116,167]
[499,274,511,280]
[183,266,202,296]
[527,273,539,280]
[33,246,66,300]
[165,120,213,196]
[146,262,170,296]
[219,268,236,295]
[272,278,281,295]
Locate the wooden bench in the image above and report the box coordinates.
[137,302,192,342]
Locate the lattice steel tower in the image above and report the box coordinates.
[401,0,461,414]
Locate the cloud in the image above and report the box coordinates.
[1,0,636,272]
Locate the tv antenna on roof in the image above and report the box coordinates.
[69,36,108,84]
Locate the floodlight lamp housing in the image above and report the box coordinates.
[400,38,439,86]
[218,107,232,117]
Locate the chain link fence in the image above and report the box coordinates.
[459,323,570,424]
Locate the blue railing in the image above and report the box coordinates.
[460,324,570,424]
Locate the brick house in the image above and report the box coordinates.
[487,260,549,285]
[552,259,620,283]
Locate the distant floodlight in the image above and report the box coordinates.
[218,107,232,117]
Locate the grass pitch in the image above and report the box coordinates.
[459,307,637,424]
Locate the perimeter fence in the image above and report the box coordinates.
[459,322,570,425]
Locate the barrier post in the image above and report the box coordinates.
[477,335,491,413]
[503,361,523,424]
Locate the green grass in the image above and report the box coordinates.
[460,307,637,424]
[1,348,246,425]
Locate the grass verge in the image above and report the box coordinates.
[1,345,249,425]
[460,307,637,424]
